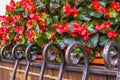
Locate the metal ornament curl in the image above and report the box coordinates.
[11,44,26,80]
[39,42,65,80]
[65,43,89,80]
[1,44,13,59]
[24,43,42,80]
[103,41,120,80]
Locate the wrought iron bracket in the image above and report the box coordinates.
[65,43,89,80]
[24,43,42,80]
[103,41,120,80]
[39,42,65,80]
[11,44,26,80]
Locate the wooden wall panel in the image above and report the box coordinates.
[0,62,117,80]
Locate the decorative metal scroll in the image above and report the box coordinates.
[11,44,26,80]
[65,43,89,80]
[103,41,120,80]
[39,42,65,80]
[24,43,42,80]
[1,44,13,59]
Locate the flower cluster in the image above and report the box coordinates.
[63,3,78,17]
[0,0,120,60]
[92,0,120,18]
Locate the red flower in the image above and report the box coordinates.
[12,22,16,27]
[54,23,69,33]
[13,15,21,22]
[54,24,60,29]
[79,24,87,36]
[2,35,8,42]
[72,23,80,33]
[14,36,22,41]
[30,13,39,22]
[69,33,78,38]
[30,5,36,13]
[95,23,102,31]
[63,3,71,15]
[0,15,3,21]
[28,37,34,42]
[3,16,13,22]
[92,0,100,10]
[50,34,55,40]
[39,28,47,33]
[10,0,15,7]
[27,4,36,13]
[26,30,34,38]
[85,47,91,54]
[92,0,106,13]
[95,51,101,57]
[110,2,120,11]
[14,26,24,34]
[103,21,111,29]
[40,21,47,27]
[106,13,113,18]
[56,50,60,55]
[63,3,78,16]
[3,26,10,34]
[60,24,69,33]
[82,32,90,40]
[27,19,33,29]
[0,28,3,37]
[6,5,15,12]
[107,30,118,38]
[70,8,78,17]
[113,33,118,38]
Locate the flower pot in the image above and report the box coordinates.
[37,55,43,59]
[91,58,104,65]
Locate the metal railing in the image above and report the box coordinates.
[0,42,90,80]
[103,41,120,80]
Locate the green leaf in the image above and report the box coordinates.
[53,16,59,22]
[21,35,26,44]
[58,41,66,49]
[109,10,118,18]
[15,5,24,12]
[116,15,120,22]
[99,1,106,7]
[89,54,96,59]
[78,14,91,21]
[36,34,47,47]
[84,33,99,48]
[85,22,96,33]
[56,55,62,63]
[99,36,109,46]
[42,0,50,6]
[116,35,120,44]
[89,11,102,18]
[36,0,45,9]
[63,37,82,46]
[83,40,93,48]
[89,33,99,47]
[109,18,118,25]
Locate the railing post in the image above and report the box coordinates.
[65,43,89,80]
[103,41,120,80]
[11,44,26,80]
[24,43,42,80]
[39,42,65,80]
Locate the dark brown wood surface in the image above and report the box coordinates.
[0,61,116,80]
